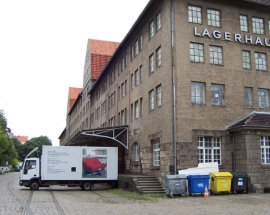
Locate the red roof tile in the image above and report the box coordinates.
[68,87,82,110]
[16,135,28,143]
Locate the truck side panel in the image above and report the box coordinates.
[41,146,118,181]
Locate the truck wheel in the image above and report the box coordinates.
[82,182,92,191]
[30,181,40,190]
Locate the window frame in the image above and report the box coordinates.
[135,100,139,119]
[156,85,162,107]
[156,12,161,31]
[255,52,267,71]
[245,87,254,108]
[191,82,205,104]
[207,9,220,27]
[252,17,264,34]
[211,84,225,106]
[258,88,270,108]
[242,50,251,69]
[149,54,154,73]
[149,20,154,39]
[188,5,202,24]
[156,46,161,67]
[240,15,248,32]
[209,45,223,65]
[149,89,155,110]
[135,69,139,86]
[190,42,204,63]
[261,136,270,164]
[153,139,160,167]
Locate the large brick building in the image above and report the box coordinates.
[60,0,270,192]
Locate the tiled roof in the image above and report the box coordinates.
[227,112,270,130]
[244,0,270,6]
[16,135,28,143]
[68,87,82,110]
[88,39,119,80]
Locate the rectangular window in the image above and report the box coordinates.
[153,139,160,166]
[198,137,221,164]
[134,143,139,161]
[135,100,139,119]
[121,57,125,71]
[121,110,125,125]
[191,82,205,104]
[258,88,270,108]
[209,46,223,65]
[135,69,139,86]
[131,74,135,89]
[252,17,264,34]
[149,54,154,73]
[242,50,251,69]
[211,84,225,106]
[134,40,139,56]
[245,87,253,107]
[255,52,267,70]
[207,9,220,27]
[140,65,143,83]
[156,85,162,107]
[190,43,204,63]
[188,5,202,24]
[149,20,154,38]
[140,97,143,117]
[139,34,143,50]
[131,45,134,59]
[261,136,270,164]
[156,46,161,67]
[121,82,125,98]
[149,89,155,110]
[240,15,248,32]
[156,12,161,31]
[125,53,128,67]
[131,103,133,121]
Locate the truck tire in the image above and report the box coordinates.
[30,181,40,190]
[81,181,92,191]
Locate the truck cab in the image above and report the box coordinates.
[19,147,41,189]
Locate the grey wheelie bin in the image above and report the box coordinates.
[164,174,187,198]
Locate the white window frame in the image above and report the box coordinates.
[245,87,253,107]
[207,9,220,27]
[252,17,264,34]
[135,69,139,86]
[121,82,125,98]
[191,82,205,104]
[153,139,160,166]
[190,43,204,63]
[156,46,161,67]
[240,15,248,32]
[188,5,202,24]
[131,74,135,89]
[149,89,155,110]
[211,84,225,106]
[149,54,154,73]
[139,34,143,51]
[121,110,125,125]
[149,20,154,38]
[156,12,161,31]
[133,143,140,162]
[255,52,267,71]
[198,137,221,164]
[209,46,223,65]
[242,50,251,69]
[261,136,270,164]
[156,85,162,107]
[134,40,139,56]
[258,88,270,108]
[135,100,139,119]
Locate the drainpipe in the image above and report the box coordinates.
[171,0,177,174]
[227,131,236,172]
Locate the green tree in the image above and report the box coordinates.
[20,136,52,159]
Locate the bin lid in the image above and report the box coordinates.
[164,174,186,180]
[187,175,210,179]
[209,172,233,178]
[231,172,248,177]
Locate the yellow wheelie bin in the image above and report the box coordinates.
[210,172,233,194]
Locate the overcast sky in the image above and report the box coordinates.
[0,0,149,145]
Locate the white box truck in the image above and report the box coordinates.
[19,146,118,191]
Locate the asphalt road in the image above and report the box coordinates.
[1,172,270,215]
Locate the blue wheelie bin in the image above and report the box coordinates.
[187,175,210,195]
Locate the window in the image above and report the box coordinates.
[149,89,155,110]
[121,57,125,71]
[140,97,143,117]
[125,53,128,67]
[153,139,160,166]
[156,12,161,31]
[188,5,202,24]
[131,104,133,121]
[121,109,126,125]
[149,54,154,73]
[261,136,270,164]
[252,17,264,34]
[135,69,139,86]
[149,20,154,38]
[242,51,251,69]
[255,52,267,70]
[209,46,223,65]
[131,45,134,59]
[211,84,225,106]
[198,137,221,164]
[133,143,140,162]
[139,34,143,50]
[190,43,204,63]
[140,65,143,83]
[207,9,220,27]
[156,46,161,67]
[134,40,139,56]
[131,74,135,89]
[156,85,162,107]
[258,88,270,108]
[240,15,248,32]
[121,82,125,98]
[191,82,205,104]
[245,87,253,107]
[135,100,139,119]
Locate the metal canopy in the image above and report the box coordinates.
[65,126,129,149]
